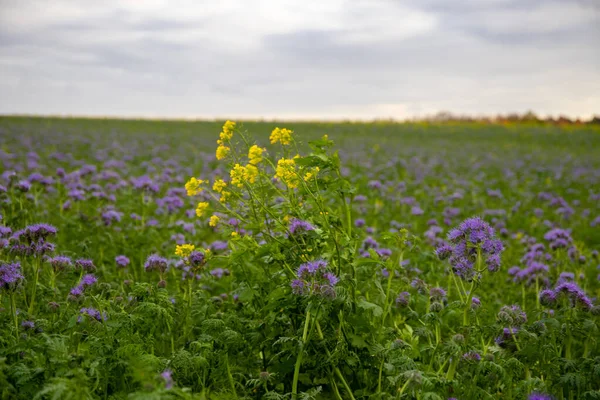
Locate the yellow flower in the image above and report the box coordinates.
[244,164,258,183]
[220,191,230,203]
[185,177,204,196]
[275,158,299,188]
[219,120,236,141]
[195,202,209,217]
[209,215,220,227]
[216,145,230,160]
[248,145,264,165]
[270,127,293,145]
[231,231,239,238]
[213,178,227,193]
[230,164,247,188]
[304,167,320,182]
[175,243,195,258]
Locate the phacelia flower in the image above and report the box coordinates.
[145,254,168,273]
[444,217,504,279]
[289,218,315,235]
[115,255,130,268]
[80,307,107,322]
[292,260,338,298]
[75,259,96,272]
[161,369,174,390]
[396,291,410,307]
[47,255,72,272]
[0,262,24,292]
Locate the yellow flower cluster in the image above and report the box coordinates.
[175,243,195,258]
[270,127,293,145]
[209,215,220,227]
[213,178,227,193]
[216,143,230,160]
[230,163,258,187]
[304,167,320,182]
[196,201,209,217]
[184,177,204,196]
[220,120,236,141]
[248,145,264,165]
[212,178,230,203]
[216,120,235,160]
[275,158,299,188]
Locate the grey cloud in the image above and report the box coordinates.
[0,0,598,119]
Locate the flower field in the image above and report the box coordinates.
[1,116,600,399]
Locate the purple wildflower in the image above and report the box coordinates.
[115,255,130,268]
[396,291,410,307]
[75,259,96,272]
[21,320,35,330]
[528,393,553,400]
[145,254,168,273]
[289,218,315,235]
[161,369,174,389]
[80,307,107,322]
[47,255,72,272]
[0,262,24,292]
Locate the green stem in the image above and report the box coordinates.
[292,309,311,399]
[224,353,238,399]
[28,259,41,315]
[11,292,19,338]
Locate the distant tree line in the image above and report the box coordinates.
[419,111,600,125]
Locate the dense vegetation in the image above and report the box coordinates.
[1,116,599,399]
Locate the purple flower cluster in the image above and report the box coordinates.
[288,218,315,235]
[69,274,98,299]
[543,228,572,249]
[437,217,504,279]
[115,255,130,268]
[291,260,339,298]
[9,223,58,257]
[0,262,24,292]
[395,291,410,307]
[47,255,73,272]
[539,281,593,310]
[144,254,168,273]
[75,259,96,272]
[79,307,107,322]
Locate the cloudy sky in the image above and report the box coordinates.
[0,0,599,120]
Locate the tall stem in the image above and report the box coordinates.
[292,309,311,399]
[11,293,19,338]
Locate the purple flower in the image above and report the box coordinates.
[528,393,553,400]
[554,282,593,310]
[75,259,96,272]
[80,307,107,321]
[21,320,35,330]
[444,217,504,279]
[188,251,206,267]
[429,287,446,300]
[291,260,338,298]
[210,268,229,279]
[161,369,174,389]
[471,297,481,309]
[462,351,481,362]
[396,291,410,307]
[47,255,72,272]
[539,289,557,306]
[435,243,453,260]
[0,262,24,292]
[289,218,315,235]
[145,254,168,273]
[80,274,98,287]
[115,255,130,268]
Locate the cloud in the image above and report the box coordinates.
[0,0,598,119]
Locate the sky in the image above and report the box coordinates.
[0,0,599,120]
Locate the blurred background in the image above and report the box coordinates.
[0,0,598,121]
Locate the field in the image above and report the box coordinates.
[1,116,599,399]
